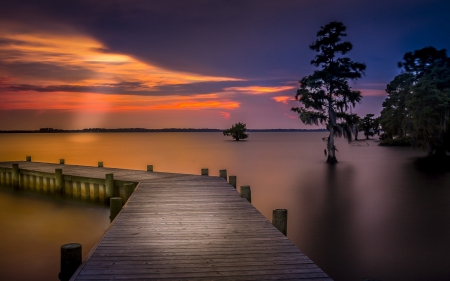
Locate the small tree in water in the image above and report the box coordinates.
[359,114,376,139]
[223,122,249,141]
[291,21,366,163]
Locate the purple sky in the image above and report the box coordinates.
[0,0,449,129]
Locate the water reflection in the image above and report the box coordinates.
[66,133,99,144]
[1,132,450,280]
[0,187,109,281]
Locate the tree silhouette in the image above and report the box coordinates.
[379,73,413,138]
[359,114,376,139]
[341,113,361,141]
[291,21,366,163]
[223,122,249,141]
[380,46,450,156]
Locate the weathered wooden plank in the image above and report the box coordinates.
[84,256,315,266]
[75,270,330,280]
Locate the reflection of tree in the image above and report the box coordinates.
[350,140,369,146]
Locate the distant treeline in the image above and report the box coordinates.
[0,128,327,133]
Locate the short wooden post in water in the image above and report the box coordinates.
[12,164,19,189]
[147,165,153,172]
[55,169,64,194]
[105,173,114,202]
[123,183,135,205]
[219,169,227,180]
[59,243,82,281]
[110,197,122,222]
[272,209,288,236]
[240,185,251,203]
[60,159,65,165]
[201,168,209,176]
[98,161,103,168]
[229,176,237,188]
[26,156,31,162]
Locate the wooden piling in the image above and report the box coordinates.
[92,183,99,202]
[81,182,89,200]
[60,159,65,165]
[12,164,19,189]
[98,161,103,168]
[37,176,43,191]
[123,183,134,205]
[240,185,251,203]
[59,243,82,281]
[201,168,209,176]
[110,197,122,222]
[105,173,114,202]
[229,176,237,188]
[30,175,36,190]
[26,156,31,162]
[272,209,287,236]
[21,174,26,188]
[55,169,64,194]
[147,165,153,172]
[219,169,227,180]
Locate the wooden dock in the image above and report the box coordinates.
[0,161,332,280]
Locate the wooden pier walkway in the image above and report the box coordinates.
[0,161,332,280]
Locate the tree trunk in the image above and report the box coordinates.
[327,108,338,164]
[326,154,338,163]
[325,87,338,164]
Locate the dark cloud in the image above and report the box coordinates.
[3,79,291,96]
[0,62,97,83]
[3,0,449,84]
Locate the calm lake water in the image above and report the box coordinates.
[1,132,450,281]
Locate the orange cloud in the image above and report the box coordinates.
[0,22,241,88]
[0,21,247,114]
[151,101,239,110]
[0,91,239,111]
[271,96,293,104]
[225,85,294,95]
[219,111,230,119]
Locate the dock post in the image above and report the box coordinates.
[201,168,209,176]
[98,161,103,168]
[59,243,82,281]
[12,164,19,189]
[123,183,134,205]
[272,209,287,236]
[219,169,227,180]
[147,165,153,172]
[105,173,114,202]
[60,159,65,165]
[240,185,251,202]
[229,176,237,188]
[26,156,31,162]
[55,169,64,194]
[110,197,122,222]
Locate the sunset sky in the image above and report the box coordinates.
[1,0,449,130]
